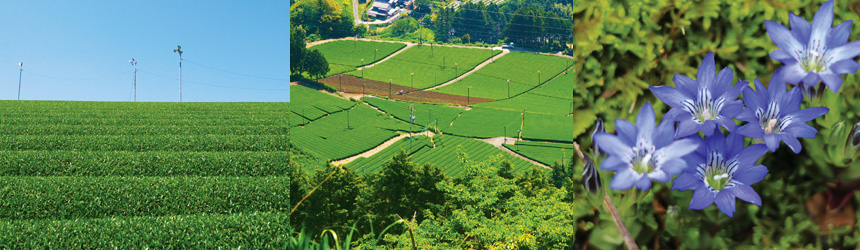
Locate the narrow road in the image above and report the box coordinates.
[477,137,552,170]
[357,43,415,70]
[423,49,509,91]
[331,130,436,166]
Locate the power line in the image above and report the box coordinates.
[22,70,126,81]
[182,59,290,81]
[138,69,289,91]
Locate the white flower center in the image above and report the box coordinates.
[697,151,738,191]
[797,39,830,73]
[630,138,658,174]
[756,102,791,134]
[682,88,724,124]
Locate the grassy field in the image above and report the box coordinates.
[290,104,410,160]
[290,84,355,126]
[347,45,501,89]
[345,134,541,177]
[503,140,574,167]
[433,51,573,99]
[0,101,288,248]
[363,96,465,130]
[306,40,407,77]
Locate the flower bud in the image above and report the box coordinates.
[591,118,605,158]
[582,155,602,194]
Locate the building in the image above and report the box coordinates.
[366,0,414,19]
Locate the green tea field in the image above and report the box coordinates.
[0,101,289,248]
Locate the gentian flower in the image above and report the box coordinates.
[650,52,747,138]
[765,0,860,93]
[593,102,699,191]
[672,132,769,217]
[736,72,829,153]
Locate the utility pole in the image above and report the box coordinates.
[507,79,510,98]
[130,58,137,102]
[361,59,365,78]
[173,45,183,102]
[389,79,392,99]
[467,86,471,105]
[17,62,23,100]
[411,72,414,89]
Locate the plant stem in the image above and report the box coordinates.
[604,192,640,250]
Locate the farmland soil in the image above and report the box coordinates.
[319,74,494,106]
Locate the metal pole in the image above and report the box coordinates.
[538,70,541,85]
[411,72,414,89]
[17,62,23,101]
[467,86,471,105]
[507,79,510,98]
[174,45,183,102]
[389,79,392,99]
[131,58,137,102]
[363,83,366,96]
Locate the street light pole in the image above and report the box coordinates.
[173,45,184,102]
[467,86,471,105]
[389,79,392,99]
[361,59,365,78]
[17,62,23,101]
[507,79,510,98]
[130,58,137,102]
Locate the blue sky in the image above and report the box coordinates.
[0,1,290,102]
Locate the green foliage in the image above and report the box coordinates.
[0,212,288,248]
[304,49,332,79]
[503,140,573,167]
[0,134,287,151]
[307,39,407,77]
[290,84,356,125]
[346,136,433,173]
[347,44,501,89]
[291,0,355,39]
[291,104,409,160]
[409,135,541,177]
[444,106,595,143]
[433,51,573,100]
[362,96,465,130]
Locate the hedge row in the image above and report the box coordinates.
[0,150,288,176]
[0,176,289,220]
[0,212,288,248]
[0,135,289,152]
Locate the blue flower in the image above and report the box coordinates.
[650,52,747,138]
[736,72,829,153]
[593,102,700,191]
[672,132,769,217]
[765,0,860,93]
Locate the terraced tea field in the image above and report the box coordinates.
[347,45,501,89]
[0,101,289,248]
[308,39,407,77]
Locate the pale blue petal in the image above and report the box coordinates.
[780,134,803,153]
[736,144,768,166]
[784,123,818,138]
[819,71,843,93]
[789,12,812,43]
[769,49,797,64]
[733,164,769,185]
[725,133,746,157]
[701,121,718,136]
[594,133,633,161]
[801,72,821,86]
[828,20,853,48]
[647,169,671,183]
[779,85,803,114]
[609,169,639,190]
[658,138,700,161]
[672,172,702,191]
[650,86,688,108]
[828,40,860,62]
[764,133,781,152]
[653,119,675,148]
[737,123,765,139]
[637,102,656,138]
[780,63,808,84]
[809,0,835,46]
[765,20,805,54]
[698,52,717,90]
[614,119,638,146]
[659,158,687,176]
[791,107,829,123]
[741,85,763,113]
[634,176,653,191]
[715,117,737,133]
[767,75,787,101]
[600,156,627,171]
[724,80,747,101]
[673,74,699,96]
[675,118,701,139]
[689,186,716,210]
[720,102,744,119]
[713,67,734,95]
[729,184,763,206]
[715,190,737,217]
[829,60,860,75]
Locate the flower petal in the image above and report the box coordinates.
[779,85,804,114]
[672,172,702,191]
[675,118,701,138]
[829,60,860,75]
[769,49,797,64]
[634,176,653,191]
[737,123,765,139]
[828,20,853,48]
[659,158,688,176]
[689,186,716,210]
[701,121,718,137]
[791,106,829,123]
[780,133,803,153]
[714,190,737,217]
[594,133,633,161]
[809,0,835,47]
[828,40,860,62]
[609,169,639,190]
[653,119,676,148]
[614,119,638,146]
[657,138,700,161]
[819,72,843,93]
[789,12,812,43]
[801,72,821,86]
[733,164,769,185]
[637,102,656,137]
[600,156,627,171]
[764,133,781,152]
[713,67,734,95]
[698,52,717,90]
[780,63,808,84]
[765,20,805,54]
[715,117,737,133]
[673,74,699,96]
[648,169,671,183]
[784,123,818,138]
[741,85,763,113]
[729,184,763,206]
[735,144,767,166]
[650,86,688,108]
[720,102,744,119]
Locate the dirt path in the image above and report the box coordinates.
[423,50,510,91]
[477,137,552,170]
[331,130,436,166]
[357,43,415,70]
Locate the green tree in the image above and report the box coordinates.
[290,0,354,39]
[461,33,471,44]
[296,163,365,235]
[389,17,419,37]
[302,49,330,79]
[290,25,308,75]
